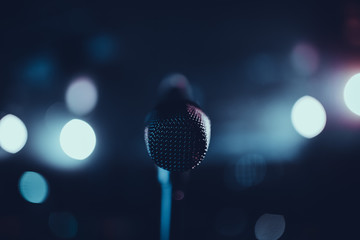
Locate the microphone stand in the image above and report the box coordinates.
[158,168,189,240]
[158,168,172,240]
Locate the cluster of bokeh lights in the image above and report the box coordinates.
[2,42,360,239]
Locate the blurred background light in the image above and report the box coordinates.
[291,96,326,138]
[32,103,92,170]
[49,212,78,239]
[214,96,304,162]
[344,73,360,116]
[291,42,319,76]
[86,34,119,63]
[173,190,185,201]
[344,3,360,47]
[21,56,55,87]
[65,77,98,116]
[255,214,285,240]
[225,153,267,191]
[245,54,280,86]
[60,119,96,160]
[19,171,48,204]
[0,114,28,154]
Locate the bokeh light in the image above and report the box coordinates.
[291,96,326,138]
[19,171,48,204]
[214,96,304,162]
[344,73,360,116]
[32,103,92,170]
[87,34,119,63]
[60,119,96,160]
[255,214,285,240]
[21,56,55,87]
[173,190,185,201]
[291,42,319,76]
[225,154,267,191]
[49,212,78,239]
[246,54,280,86]
[344,3,360,47]
[65,77,98,116]
[0,114,28,154]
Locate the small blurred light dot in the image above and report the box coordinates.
[344,73,360,116]
[60,119,96,160]
[65,77,98,116]
[291,96,326,138]
[49,212,78,239]
[255,214,285,240]
[19,171,48,204]
[173,190,184,201]
[0,114,28,154]
[291,43,319,76]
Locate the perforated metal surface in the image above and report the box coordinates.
[145,102,211,172]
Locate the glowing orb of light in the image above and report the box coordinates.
[60,119,96,160]
[19,171,49,204]
[65,77,98,116]
[0,114,28,154]
[255,214,285,240]
[344,73,360,116]
[291,96,326,138]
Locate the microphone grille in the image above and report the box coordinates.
[145,103,211,172]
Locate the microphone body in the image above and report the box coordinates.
[145,98,210,172]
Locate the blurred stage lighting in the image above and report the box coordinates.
[60,119,96,160]
[225,154,267,191]
[22,56,55,87]
[65,77,98,116]
[0,114,28,154]
[19,171,48,204]
[32,103,94,170]
[87,34,118,63]
[290,42,319,76]
[291,96,326,138]
[213,96,303,161]
[246,54,279,86]
[344,73,360,116]
[255,214,285,240]
[49,212,78,239]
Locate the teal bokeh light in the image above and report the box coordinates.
[19,171,49,204]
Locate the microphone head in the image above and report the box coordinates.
[145,100,211,172]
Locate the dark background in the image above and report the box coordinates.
[1,1,360,239]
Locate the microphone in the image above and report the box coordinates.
[144,83,211,172]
